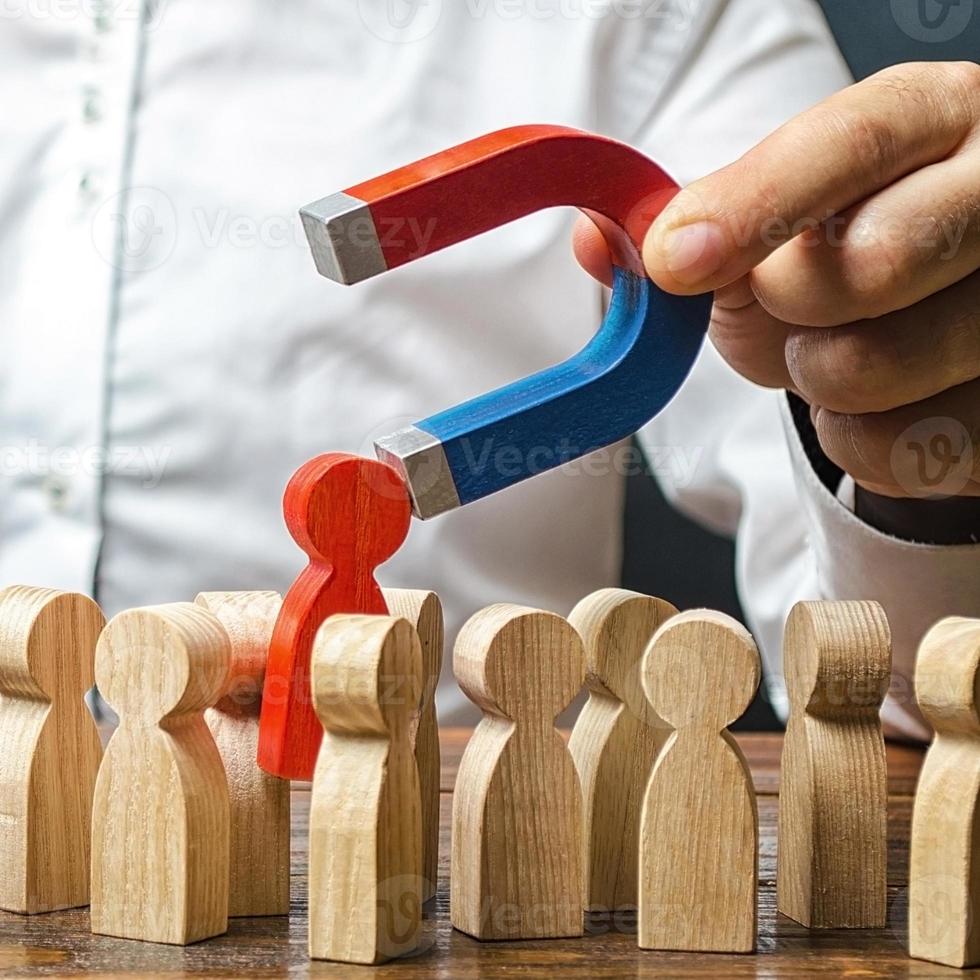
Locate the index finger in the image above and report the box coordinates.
[643,62,979,295]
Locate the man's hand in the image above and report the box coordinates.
[576,62,980,499]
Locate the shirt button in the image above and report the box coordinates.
[42,476,71,513]
[92,0,113,32]
[82,90,103,124]
[78,171,103,203]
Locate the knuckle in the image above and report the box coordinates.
[837,224,907,319]
[871,61,934,91]
[786,326,902,414]
[863,61,976,145]
[749,240,877,328]
[820,105,901,188]
[848,118,901,187]
[869,61,944,104]
[940,60,980,108]
[821,197,947,323]
[865,61,935,100]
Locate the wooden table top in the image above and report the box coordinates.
[0,728,966,978]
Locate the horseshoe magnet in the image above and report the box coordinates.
[300,125,712,519]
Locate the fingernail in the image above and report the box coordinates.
[653,221,725,286]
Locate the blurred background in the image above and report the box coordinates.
[623,0,978,729]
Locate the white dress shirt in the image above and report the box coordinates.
[1,0,977,734]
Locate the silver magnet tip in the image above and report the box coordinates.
[374,426,461,520]
[299,191,388,285]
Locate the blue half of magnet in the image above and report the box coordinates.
[375,268,712,519]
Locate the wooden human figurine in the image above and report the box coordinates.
[0,586,105,914]
[195,591,290,917]
[90,603,231,945]
[639,609,760,953]
[451,604,586,940]
[909,616,980,968]
[777,600,891,929]
[257,453,412,780]
[382,588,443,903]
[308,614,423,964]
[567,588,677,912]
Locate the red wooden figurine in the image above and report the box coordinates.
[257,453,412,779]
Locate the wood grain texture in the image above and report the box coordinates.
[777,600,891,930]
[308,615,422,964]
[567,589,677,913]
[90,604,231,945]
[909,616,980,968]
[382,589,443,903]
[451,604,586,940]
[194,591,289,918]
[257,453,412,780]
[438,727,923,798]
[639,609,760,953]
[0,728,930,978]
[0,587,105,914]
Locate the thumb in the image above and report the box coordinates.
[642,188,731,295]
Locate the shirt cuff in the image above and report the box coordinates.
[853,484,980,545]
[781,394,980,742]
